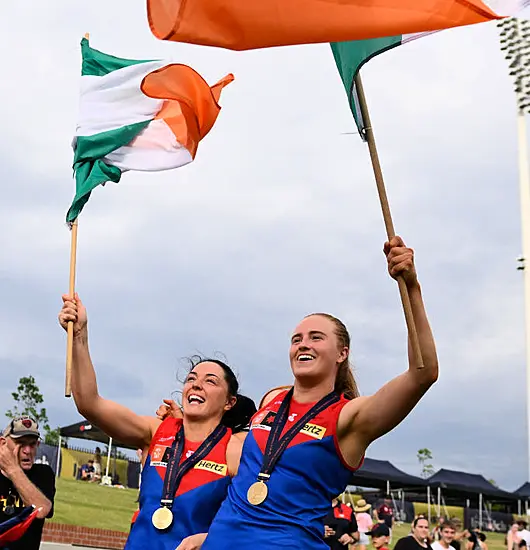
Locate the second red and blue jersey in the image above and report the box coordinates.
[125,417,232,550]
[202,390,362,550]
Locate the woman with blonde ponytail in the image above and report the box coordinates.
[202,236,438,550]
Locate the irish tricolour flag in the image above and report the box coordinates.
[67,39,233,222]
[331,0,529,138]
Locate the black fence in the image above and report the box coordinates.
[464,508,514,532]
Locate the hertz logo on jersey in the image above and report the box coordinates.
[252,412,326,440]
[194,460,228,476]
[300,422,326,439]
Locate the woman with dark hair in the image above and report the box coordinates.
[58,295,256,550]
[202,236,438,550]
[394,517,433,550]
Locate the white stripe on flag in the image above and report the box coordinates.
[104,119,193,171]
[77,60,167,137]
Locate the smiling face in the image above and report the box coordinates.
[289,315,348,388]
[182,361,236,422]
[7,435,39,471]
[441,526,456,545]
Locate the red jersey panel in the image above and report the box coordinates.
[250,390,350,460]
[147,417,231,496]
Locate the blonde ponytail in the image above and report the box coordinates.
[335,360,359,400]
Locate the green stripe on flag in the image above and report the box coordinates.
[81,38,155,77]
[67,119,151,222]
[331,36,401,139]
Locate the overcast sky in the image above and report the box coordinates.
[0,2,529,492]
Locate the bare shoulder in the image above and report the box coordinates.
[227,434,244,476]
[259,386,291,408]
[232,431,248,443]
[228,434,244,451]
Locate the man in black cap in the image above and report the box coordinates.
[0,416,55,549]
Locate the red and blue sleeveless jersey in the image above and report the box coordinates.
[125,417,232,550]
[202,391,361,550]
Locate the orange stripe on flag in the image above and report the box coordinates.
[141,65,234,159]
[147,0,501,51]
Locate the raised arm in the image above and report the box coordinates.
[337,236,438,467]
[59,294,160,448]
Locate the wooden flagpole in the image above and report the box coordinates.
[65,219,78,397]
[65,32,89,398]
[354,73,424,369]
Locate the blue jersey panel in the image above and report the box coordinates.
[202,432,352,550]
[125,455,231,550]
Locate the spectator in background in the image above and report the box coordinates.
[79,459,95,481]
[462,530,487,550]
[375,501,394,542]
[508,523,522,550]
[450,519,465,550]
[394,516,433,550]
[92,447,102,482]
[431,521,456,550]
[354,499,373,550]
[477,532,488,550]
[518,521,530,547]
[465,530,488,550]
[432,517,446,542]
[368,523,391,550]
[0,416,55,550]
[324,497,359,549]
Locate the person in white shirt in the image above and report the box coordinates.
[518,521,530,547]
[432,521,456,550]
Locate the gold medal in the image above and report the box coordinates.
[247,481,268,505]
[152,506,174,530]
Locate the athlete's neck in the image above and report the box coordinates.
[183,416,222,443]
[439,542,450,549]
[292,379,334,404]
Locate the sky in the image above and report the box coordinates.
[0,2,528,492]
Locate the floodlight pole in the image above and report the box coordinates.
[499,17,530,483]
[517,98,530,485]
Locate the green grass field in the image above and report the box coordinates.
[50,478,138,532]
[49,478,509,550]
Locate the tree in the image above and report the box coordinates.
[6,375,51,437]
[417,448,435,479]
[488,479,498,487]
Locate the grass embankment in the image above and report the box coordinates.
[50,478,138,532]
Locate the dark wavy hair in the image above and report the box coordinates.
[187,356,256,433]
[413,516,429,528]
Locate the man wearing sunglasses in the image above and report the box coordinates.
[0,416,55,549]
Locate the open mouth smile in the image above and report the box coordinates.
[187,394,206,405]
[297,354,315,362]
